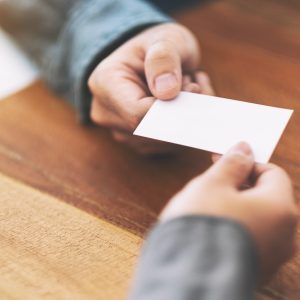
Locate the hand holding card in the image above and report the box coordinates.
[134,92,293,163]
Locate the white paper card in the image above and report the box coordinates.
[0,28,38,100]
[134,92,293,163]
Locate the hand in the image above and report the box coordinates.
[88,23,214,154]
[160,142,298,282]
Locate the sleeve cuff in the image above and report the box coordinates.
[46,0,172,123]
[129,215,258,300]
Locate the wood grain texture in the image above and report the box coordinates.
[0,83,212,235]
[0,0,299,299]
[0,172,142,300]
[0,174,273,300]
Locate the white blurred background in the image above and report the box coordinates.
[0,28,38,100]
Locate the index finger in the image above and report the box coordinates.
[245,163,295,203]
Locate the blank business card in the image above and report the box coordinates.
[134,92,293,163]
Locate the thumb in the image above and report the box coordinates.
[206,142,255,188]
[145,41,182,100]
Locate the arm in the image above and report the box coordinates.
[0,0,170,121]
[0,0,214,154]
[128,142,298,300]
[129,216,257,300]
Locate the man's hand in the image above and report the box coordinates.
[88,23,214,154]
[160,142,298,283]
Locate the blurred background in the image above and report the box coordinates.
[0,28,38,99]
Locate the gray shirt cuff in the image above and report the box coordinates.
[129,215,258,300]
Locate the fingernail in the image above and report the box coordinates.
[229,142,252,156]
[155,73,178,94]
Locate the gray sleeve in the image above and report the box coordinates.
[0,0,171,122]
[128,216,258,300]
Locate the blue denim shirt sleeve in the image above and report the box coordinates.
[0,0,172,122]
[48,0,173,122]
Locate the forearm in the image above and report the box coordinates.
[0,0,171,121]
[128,216,258,300]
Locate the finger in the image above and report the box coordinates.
[211,157,256,190]
[205,142,255,188]
[90,97,126,129]
[248,164,295,203]
[145,41,182,100]
[182,75,192,86]
[211,153,222,163]
[195,72,215,96]
[183,82,203,94]
[113,80,154,132]
[182,74,203,94]
[105,75,155,131]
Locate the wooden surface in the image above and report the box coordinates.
[0,173,141,300]
[0,0,300,299]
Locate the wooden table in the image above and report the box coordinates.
[0,0,299,299]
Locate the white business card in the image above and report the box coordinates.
[134,92,293,163]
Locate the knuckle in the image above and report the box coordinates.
[149,42,176,63]
[185,175,207,191]
[126,113,142,132]
[272,164,294,190]
[152,43,169,57]
[88,63,110,91]
[272,164,287,176]
[112,131,127,143]
[90,102,103,124]
[269,164,288,177]
[184,83,201,93]
[90,110,101,124]
[277,202,299,225]
[227,153,250,169]
[87,73,96,91]
[88,72,102,92]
